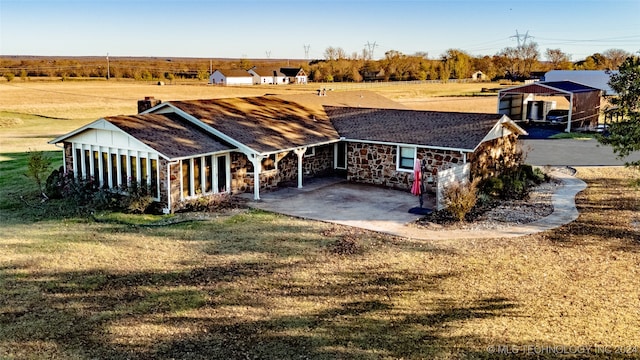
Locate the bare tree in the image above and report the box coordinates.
[603,48,631,69]
[545,48,572,69]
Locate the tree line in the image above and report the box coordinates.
[0,45,634,83]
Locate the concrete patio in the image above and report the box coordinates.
[242,171,587,240]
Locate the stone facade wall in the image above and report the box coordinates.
[168,161,181,211]
[302,144,334,177]
[63,142,73,174]
[346,142,466,191]
[230,145,336,194]
[230,152,252,194]
[347,143,411,190]
[468,133,521,180]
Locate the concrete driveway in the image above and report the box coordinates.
[523,138,640,166]
[245,178,432,234]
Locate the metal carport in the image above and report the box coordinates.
[497,81,602,132]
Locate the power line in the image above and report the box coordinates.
[303,44,310,59]
[510,30,533,48]
[365,41,378,60]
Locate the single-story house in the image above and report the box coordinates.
[280,67,308,84]
[49,91,527,213]
[208,69,253,86]
[248,67,288,85]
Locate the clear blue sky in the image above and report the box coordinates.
[1,0,639,61]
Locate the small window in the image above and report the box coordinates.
[304,147,315,157]
[262,154,277,172]
[398,146,416,170]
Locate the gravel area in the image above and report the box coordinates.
[417,176,564,232]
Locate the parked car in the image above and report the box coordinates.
[546,109,569,124]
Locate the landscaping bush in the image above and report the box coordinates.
[480,165,548,200]
[174,192,239,213]
[45,169,153,214]
[444,178,480,222]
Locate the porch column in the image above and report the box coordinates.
[565,93,574,133]
[293,148,307,189]
[250,154,264,200]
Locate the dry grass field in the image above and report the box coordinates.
[0,80,496,152]
[1,80,639,359]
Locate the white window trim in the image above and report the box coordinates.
[180,154,232,200]
[396,145,417,173]
[304,147,315,157]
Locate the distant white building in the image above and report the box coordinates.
[543,70,618,95]
[248,67,288,85]
[209,69,253,86]
[471,71,486,81]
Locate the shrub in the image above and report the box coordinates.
[481,177,503,197]
[444,179,480,222]
[480,165,548,200]
[120,180,153,214]
[25,150,52,195]
[45,169,154,214]
[174,193,237,213]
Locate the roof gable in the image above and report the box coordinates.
[280,67,306,77]
[499,80,600,96]
[105,113,234,159]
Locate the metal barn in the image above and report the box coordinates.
[497,81,602,132]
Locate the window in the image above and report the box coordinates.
[75,148,82,178]
[193,157,202,194]
[101,152,109,188]
[83,150,91,180]
[110,154,118,188]
[217,155,227,192]
[262,154,276,172]
[204,156,213,193]
[335,142,347,169]
[150,159,158,198]
[398,146,416,171]
[182,160,191,198]
[140,157,148,183]
[120,155,127,185]
[129,156,137,183]
[179,155,229,199]
[304,147,315,157]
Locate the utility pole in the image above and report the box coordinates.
[365,41,378,60]
[510,30,532,48]
[303,44,310,59]
[210,59,212,75]
[106,53,110,80]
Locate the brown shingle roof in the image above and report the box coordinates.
[250,67,285,77]
[280,67,305,77]
[105,113,234,159]
[217,69,252,77]
[272,90,408,112]
[326,106,505,151]
[168,97,340,153]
